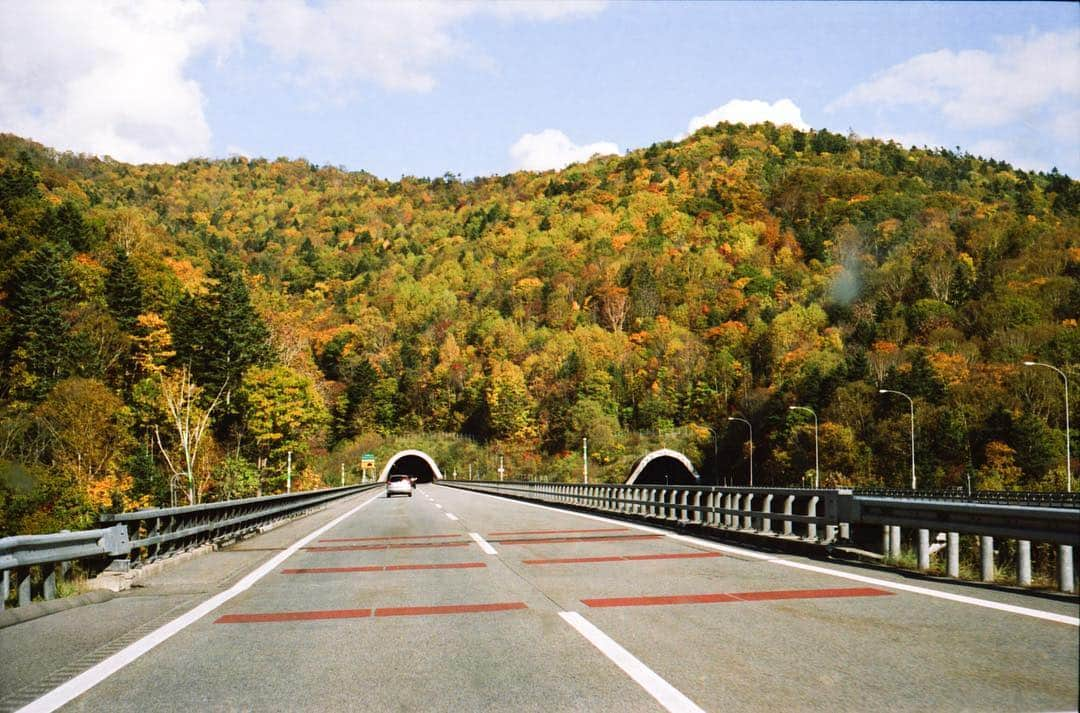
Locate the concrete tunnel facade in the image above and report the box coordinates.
[378,450,444,484]
[624,448,701,486]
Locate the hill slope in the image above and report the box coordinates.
[0,124,1076,533]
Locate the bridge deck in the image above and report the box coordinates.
[2,484,1077,712]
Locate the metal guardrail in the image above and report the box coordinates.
[853,488,1080,509]
[441,480,1079,593]
[1,483,379,610]
[842,497,1080,546]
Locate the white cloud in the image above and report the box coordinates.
[683,99,810,137]
[829,30,1080,128]
[509,129,618,171]
[0,0,247,164]
[0,0,607,164]
[252,0,607,93]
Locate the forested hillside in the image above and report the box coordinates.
[1,123,1076,534]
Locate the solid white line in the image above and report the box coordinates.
[17,491,384,713]
[469,532,497,555]
[451,487,1080,627]
[559,611,705,713]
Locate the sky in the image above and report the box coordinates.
[1,1,1077,178]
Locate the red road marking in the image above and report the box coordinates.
[216,600,527,624]
[318,534,460,543]
[524,552,723,566]
[487,527,628,536]
[281,562,486,574]
[304,541,470,552]
[491,534,663,545]
[385,562,487,571]
[374,602,527,617]
[582,587,893,608]
[215,609,372,623]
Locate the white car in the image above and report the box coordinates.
[386,474,414,497]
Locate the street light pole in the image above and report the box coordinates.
[728,417,753,487]
[879,389,916,490]
[1023,361,1071,492]
[788,406,818,488]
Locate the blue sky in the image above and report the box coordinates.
[2,1,1077,178]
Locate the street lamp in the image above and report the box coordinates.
[1023,361,1071,493]
[727,417,753,486]
[879,389,916,490]
[788,406,819,488]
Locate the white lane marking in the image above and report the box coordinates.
[445,513,459,521]
[18,491,384,713]
[469,531,497,555]
[453,487,1080,627]
[560,611,705,713]
[435,503,443,509]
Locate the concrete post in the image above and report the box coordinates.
[882,525,892,557]
[43,563,57,600]
[730,494,740,528]
[681,490,690,521]
[761,494,773,534]
[1059,545,1075,594]
[1017,540,1031,587]
[17,567,31,607]
[839,522,849,540]
[980,536,995,583]
[825,524,837,543]
[742,493,754,529]
[917,529,930,571]
[1,568,8,610]
[693,492,702,524]
[806,496,819,540]
[889,526,901,560]
[947,532,960,578]
[782,495,794,536]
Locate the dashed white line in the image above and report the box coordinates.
[445,513,459,521]
[469,532,498,555]
[17,490,385,713]
[435,503,443,509]
[454,487,1080,627]
[560,611,705,713]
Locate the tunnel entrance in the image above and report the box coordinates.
[625,449,701,486]
[378,450,443,484]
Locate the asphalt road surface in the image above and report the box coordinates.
[5,484,1078,712]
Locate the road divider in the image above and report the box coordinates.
[469,532,498,555]
[559,611,705,713]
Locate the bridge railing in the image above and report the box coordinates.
[441,480,1078,593]
[1,483,378,610]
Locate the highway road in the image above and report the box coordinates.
[5,483,1078,712]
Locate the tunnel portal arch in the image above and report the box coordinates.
[624,449,701,486]
[378,450,444,484]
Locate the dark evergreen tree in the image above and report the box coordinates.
[171,254,272,401]
[1,245,77,400]
[105,249,144,332]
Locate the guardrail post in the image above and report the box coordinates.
[782,496,794,536]
[947,532,960,578]
[680,490,690,521]
[806,496,819,540]
[742,494,754,529]
[882,525,891,557]
[43,563,57,600]
[980,536,995,582]
[761,494,773,534]
[889,526,901,560]
[2,569,8,610]
[917,529,930,571]
[1017,540,1031,586]
[839,522,849,541]
[17,566,31,607]
[1060,545,1075,593]
[692,492,702,524]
